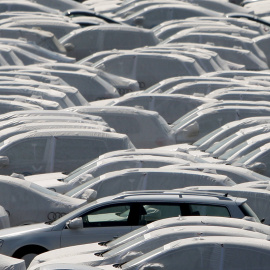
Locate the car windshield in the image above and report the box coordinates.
[122,246,164,269]
[104,236,145,257]
[50,200,98,225]
[219,142,248,160]
[233,148,261,165]
[193,127,223,147]
[239,202,260,223]
[144,82,162,93]
[206,133,238,154]
[63,160,98,183]
[171,112,199,131]
[107,226,148,248]
[65,176,101,197]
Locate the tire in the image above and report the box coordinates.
[13,245,48,267]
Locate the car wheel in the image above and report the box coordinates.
[13,245,48,267]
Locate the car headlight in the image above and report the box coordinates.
[0,239,4,248]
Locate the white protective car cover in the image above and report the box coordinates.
[194,116,270,151]
[134,45,234,72]
[93,52,206,89]
[185,186,270,225]
[172,105,270,144]
[155,21,259,40]
[23,155,190,194]
[0,100,43,113]
[0,85,74,108]
[67,168,235,200]
[163,163,270,184]
[122,4,223,29]
[0,254,25,270]
[0,95,61,110]
[32,0,87,11]
[60,25,160,60]
[0,110,105,123]
[21,69,120,102]
[234,181,270,190]
[0,1,59,14]
[0,122,116,143]
[28,225,269,269]
[29,215,270,269]
[0,128,134,175]
[0,38,74,63]
[0,116,110,133]
[65,106,175,148]
[0,176,85,226]
[0,27,66,53]
[161,32,267,64]
[122,236,270,270]
[99,93,215,124]
[0,19,81,39]
[0,205,10,229]
[33,63,140,97]
[104,215,270,249]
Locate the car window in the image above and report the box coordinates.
[3,138,47,162]
[55,138,107,162]
[138,203,181,225]
[81,203,182,228]
[81,204,131,227]
[182,203,231,217]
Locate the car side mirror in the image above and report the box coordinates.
[66,217,83,230]
[133,16,144,26]
[0,156,9,168]
[64,43,74,52]
[81,189,97,202]
[247,162,266,175]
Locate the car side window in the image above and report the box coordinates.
[81,204,132,227]
[139,203,182,225]
[182,203,231,217]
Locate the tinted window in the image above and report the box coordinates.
[82,204,131,227]
[182,203,231,217]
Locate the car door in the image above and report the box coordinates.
[0,136,53,175]
[60,203,135,247]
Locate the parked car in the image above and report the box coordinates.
[183,186,270,225]
[65,106,176,148]
[89,93,215,124]
[0,128,134,175]
[60,24,160,60]
[24,155,188,194]
[30,215,270,270]
[0,190,257,265]
[0,176,85,227]
[172,105,270,144]
[93,52,205,90]
[163,163,270,184]
[28,225,269,269]
[65,167,235,201]
[112,236,270,270]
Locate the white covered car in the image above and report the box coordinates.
[0,129,134,175]
[0,176,85,226]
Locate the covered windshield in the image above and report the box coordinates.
[50,200,98,225]
[107,226,148,248]
[206,133,238,154]
[64,160,98,183]
[193,127,223,147]
[65,176,101,197]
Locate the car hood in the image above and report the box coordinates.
[0,223,52,238]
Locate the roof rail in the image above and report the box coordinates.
[113,189,231,200]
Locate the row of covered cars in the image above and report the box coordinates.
[1,0,270,269]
